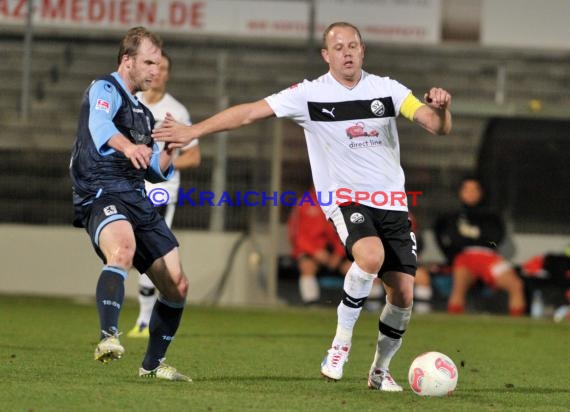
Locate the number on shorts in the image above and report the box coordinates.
[410,232,418,258]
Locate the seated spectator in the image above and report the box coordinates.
[434,176,526,316]
[522,249,570,322]
[287,186,352,304]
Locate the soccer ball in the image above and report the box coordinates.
[408,351,458,396]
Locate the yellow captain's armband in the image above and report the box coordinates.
[400,93,425,121]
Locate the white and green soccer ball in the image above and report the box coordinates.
[408,351,458,396]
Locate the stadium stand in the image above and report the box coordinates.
[1,35,570,235]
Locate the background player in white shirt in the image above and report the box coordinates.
[153,22,452,391]
[128,51,201,338]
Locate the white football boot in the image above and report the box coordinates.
[368,367,403,392]
[320,345,350,381]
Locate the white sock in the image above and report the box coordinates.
[372,298,412,370]
[136,274,157,326]
[414,285,433,314]
[299,275,320,303]
[332,262,376,348]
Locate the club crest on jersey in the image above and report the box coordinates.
[370,99,385,117]
[350,212,365,224]
[95,99,110,113]
[103,205,118,216]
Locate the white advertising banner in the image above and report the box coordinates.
[317,0,441,44]
[481,0,570,50]
[0,0,441,44]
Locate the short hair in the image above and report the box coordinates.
[117,26,162,65]
[322,22,363,49]
[458,174,482,191]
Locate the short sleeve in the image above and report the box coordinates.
[88,80,122,155]
[388,79,413,117]
[265,80,309,122]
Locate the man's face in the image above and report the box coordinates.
[125,38,161,93]
[459,180,483,207]
[321,26,364,86]
[149,56,170,91]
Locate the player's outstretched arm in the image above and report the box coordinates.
[153,99,275,148]
[414,87,452,135]
[173,145,201,170]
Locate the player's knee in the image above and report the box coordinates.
[400,289,415,307]
[389,285,414,307]
[356,253,383,274]
[106,244,135,269]
[175,274,189,300]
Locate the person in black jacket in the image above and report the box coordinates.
[523,250,570,321]
[434,176,526,315]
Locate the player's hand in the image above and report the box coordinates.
[124,144,152,169]
[424,87,451,110]
[152,112,197,149]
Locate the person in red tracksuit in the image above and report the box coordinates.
[434,176,526,316]
[288,186,351,304]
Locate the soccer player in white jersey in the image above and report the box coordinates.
[153,22,452,391]
[128,51,201,338]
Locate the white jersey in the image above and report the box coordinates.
[265,70,412,218]
[136,92,197,204]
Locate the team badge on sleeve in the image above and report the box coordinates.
[96,99,111,113]
[350,212,365,224]
[103,205,118,216]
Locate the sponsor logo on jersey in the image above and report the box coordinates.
[345,122,378,139]
[321,107,336,118]
[95,99,110,113]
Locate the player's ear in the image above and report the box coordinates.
[321,48,330,64]
[120,53,131,68]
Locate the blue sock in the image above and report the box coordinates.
[95,266,126,340]
[142,298,184,370]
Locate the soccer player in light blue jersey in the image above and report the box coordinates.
[70,27,191,382]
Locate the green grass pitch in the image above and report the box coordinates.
[1,295,568,411]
